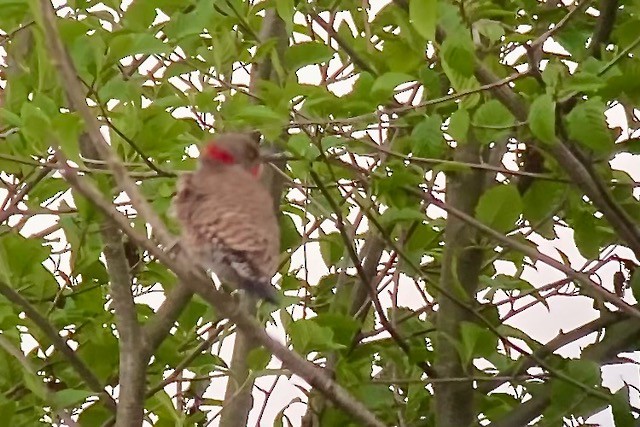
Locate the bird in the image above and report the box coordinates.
[172,133,280,303]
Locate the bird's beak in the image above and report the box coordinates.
[259,146,287,163]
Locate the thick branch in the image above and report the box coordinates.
[101,222,145,426]
[434,139,486,427]
[420,191,640,319]
[590,0,619,58]
[220,9,289,427]
[59,162,386,427]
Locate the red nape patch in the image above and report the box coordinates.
[250,164,261,177]
[204,144,235,165]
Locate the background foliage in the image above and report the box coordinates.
[0,0,639,426]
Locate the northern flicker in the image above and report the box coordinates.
[172,133,280,303]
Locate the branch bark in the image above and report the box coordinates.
[434,138,486,427]
[101,222,145,426]
[219,9,288,427]
[42,2,382,425]
[491,314,640,426]
[59,159,387,427]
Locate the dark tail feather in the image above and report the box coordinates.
[240,278,279,304]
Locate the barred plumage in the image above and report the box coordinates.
[173,133,280,303]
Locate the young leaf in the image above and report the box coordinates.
[410,0,437,41]
[473,100,515,145]
[448,108,470,144]
[566,97,613,153]
[476,185,523,232]
[528,94,556,144]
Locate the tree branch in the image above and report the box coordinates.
[0,280,116,411]
[590,0,619,58]
[219,9,289,427]
[433,137,486,427]
[101,221,145,426]
[419,190,640,319]
[57,158,386,427]
[492,313,640,426]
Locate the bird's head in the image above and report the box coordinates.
[200,133,263,177]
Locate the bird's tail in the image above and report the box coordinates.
[239,278,279,304]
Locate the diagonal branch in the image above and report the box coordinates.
[492,313,640,426]
[39,3,199,414]
[0,280,116,411]
[38,0,174,248]
[57,148,387,427]
[419,190,640,319]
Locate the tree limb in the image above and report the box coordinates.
[101,221,145,426]
[434,138,486,427]
[219,9,289,427]
[419,190,640,319]
[0,280,116,411]
[57,159,387,427]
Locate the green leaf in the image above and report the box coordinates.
[287,133,320,160]
[23,371,47,400]
[284,42,334,70]
[441,33,475,77]
[234,105,288,129]
[123,0,157,31]
[288,319,345,354]
[480,274,536,293]
[410,114,444,157]
[275,0,294,35]
[565,359,601,386]
[410,0,437,41]
[523,181,565,225]
[379,207,425,227]
[448,108,470,144]
[371,72,414,99]
[107,33,171,63]
[52,112,84,163]
[53,389,94,409]
[473,100,515,144]
[612,387,635,427]
[475,19,504,44]
[247,347,271,371]
[528,94,556,144]
[542,61,568,90]
[563,72,606,94]
[566,97,613,153]
[280,214,302,251]
[354,384,396,410]
[460,321,496,364]
[572,208,611,259]
[20,102,51,148]
[319,232,345,266]
[475,185,522,232]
